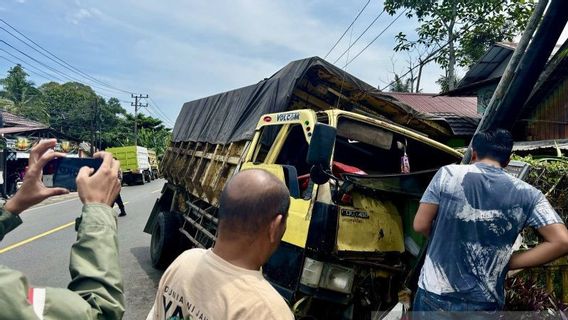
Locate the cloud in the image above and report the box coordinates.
[3,0,443,122]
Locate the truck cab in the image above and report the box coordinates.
[241,109,461,318]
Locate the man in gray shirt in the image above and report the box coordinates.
[413,129,568,311]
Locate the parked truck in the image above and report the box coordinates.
[144,57,465,319]
[106,146,152,185]
[147,149,160,180]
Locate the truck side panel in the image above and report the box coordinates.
[161,140,249,207]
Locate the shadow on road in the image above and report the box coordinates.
[130,246,163,287]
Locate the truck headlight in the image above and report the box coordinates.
[300,258,323,288]
[300,258,355,294]
[319,264,355,294]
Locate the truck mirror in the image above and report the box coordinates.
[306,124,336,166]
[307,124,336,185]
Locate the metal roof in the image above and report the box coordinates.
[457,42,516,89]
[384,92,478,118]
[0,110,49,135]
[383,92,479,136]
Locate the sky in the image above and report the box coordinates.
[0,0,566,128]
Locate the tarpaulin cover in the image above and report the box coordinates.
[172,56,379,144]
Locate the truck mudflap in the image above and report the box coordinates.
[143,183,173,234]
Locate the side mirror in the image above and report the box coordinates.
[306,124,336,185]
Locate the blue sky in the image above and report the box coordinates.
[0,0,564,127]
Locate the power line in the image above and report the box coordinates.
[0,18,134,95]
[343,8,408,68]
[377,11,495,92]
[0,39,138,101]
[148,97,175,124]
[0,55,55,82]
[323,0,371,59]
[0,50,65,82]
[332,9,386,64]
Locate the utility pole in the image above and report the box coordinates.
[90,98,96,155]
[131,93,148,146]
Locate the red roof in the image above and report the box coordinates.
[384,92,479,118]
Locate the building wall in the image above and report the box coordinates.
[525,78,568,141]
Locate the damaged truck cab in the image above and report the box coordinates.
[245,109,461,318]
[145,107,461,319]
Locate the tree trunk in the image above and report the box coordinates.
[447,3,458,91]
[416,63,423,93]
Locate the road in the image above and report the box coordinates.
[0,179,165,320]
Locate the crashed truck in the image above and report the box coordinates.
[144,57,465,319]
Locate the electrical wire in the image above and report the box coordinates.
[0,50,65,82]
[0,55,54,82]
[323,0,371,59]
[343,8,408,68]
[332,9,386,65]
[0,18,134,95]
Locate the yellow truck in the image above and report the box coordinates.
[147,149,160,180]
[143,57,463,318]
[106,146,152,185]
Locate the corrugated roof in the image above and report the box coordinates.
[382,92,479,136]
[0,110,49,135]
[384,92,479,118]
[2,111,47,128]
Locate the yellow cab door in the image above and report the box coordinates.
[242,110,318,249]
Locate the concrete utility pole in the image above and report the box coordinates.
[462,0,568,164]
[131,93,148,146]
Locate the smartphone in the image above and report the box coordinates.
[44,158,103,192]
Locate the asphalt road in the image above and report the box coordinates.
[0,179,166,320]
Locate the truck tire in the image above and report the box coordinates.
[151,211,181,269]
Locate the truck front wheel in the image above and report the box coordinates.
[150,211,182,269]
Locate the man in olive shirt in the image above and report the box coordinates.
[147,169,294,320]
[0,140,124,319]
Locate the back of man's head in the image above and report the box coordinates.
[471,129,514,167]
[217,169,290,239]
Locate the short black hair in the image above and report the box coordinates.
[218,170,290,236]
[471,129,513,167]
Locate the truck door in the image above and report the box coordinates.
[242,110,318,249]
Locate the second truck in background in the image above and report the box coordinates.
[106,145,152,185]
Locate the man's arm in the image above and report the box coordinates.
[67,203,124,319]
[414,168,444,236]
[0,209,22,241]
[414,203,438,236]
[509,223,568,270]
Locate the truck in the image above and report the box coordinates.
[106,146,152,185]
[143,4,567,313]
[144,57,465,318]
[147,149,160,180]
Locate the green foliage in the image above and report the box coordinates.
[512,155,568,225]
[0,65,47,122]
[389,74,411,92]
[0,65,172,153]
[384,0,536,90]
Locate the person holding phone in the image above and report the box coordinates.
[0,139,125,319]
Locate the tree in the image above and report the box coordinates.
[390,74,412,92]
[384,0,536,91]
[0,65,47,121]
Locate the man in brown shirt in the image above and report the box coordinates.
[147,169,294,320]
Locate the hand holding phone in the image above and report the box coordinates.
[48,158,103,192]
[76,152,121,207]
[5,139,69,215]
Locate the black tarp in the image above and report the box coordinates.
[172,56,460,144]
[172,57,382,144]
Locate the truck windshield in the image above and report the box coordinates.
[334,117,459,175]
